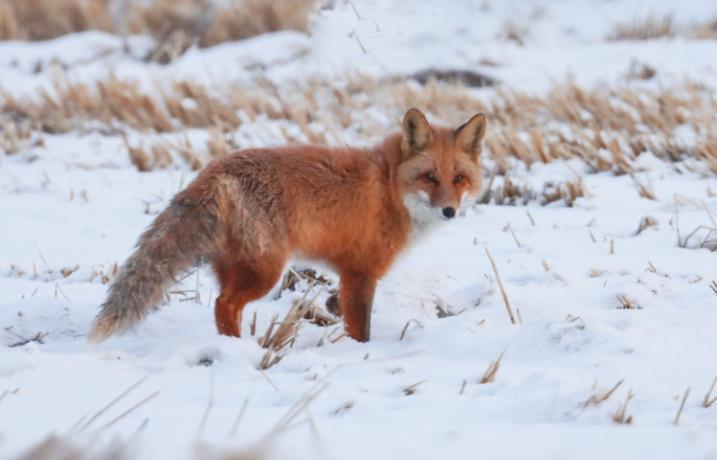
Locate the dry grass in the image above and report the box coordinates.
[626,59,657,80]
[434,299,464,318]
[608,14,674,41]
[698,141,717,175]
[15,434,134,460]
[256,302,304,370]
[612,389,635,424]
[541,179,587,206]
[694,18,717,39]
[274,267,333,300]
[12,377,330,460]
[16,429,264,460]
[484,248,517,325]
[581,379,624,408]
[10,376,165,459]
[679,225,717,252]
[256,282,339,369]
[273,267,338,327]
[6,329,48,347]
[703,376,717,408]
[479,350,505,384]
[3,73,717,176]
[0,0,114,41]
[616,294,640,310]
[0,0,317,61]
[123,135,176,171]
[635,216,658,236]
[608,14,717,42]
[402,380,426,396]
[0,117,42,154]
[502,19,528,46]
[399,318,423,341]
[673,388,690,425]
[631,174,657,200]
[478,174,588,207]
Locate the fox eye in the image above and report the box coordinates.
[453,174,465,184]
[424,172,438,184]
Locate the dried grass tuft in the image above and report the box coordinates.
[626,59,657,80]
[608,14,717,42]
[635,216,658,236]
[541,179,587,206]
[616,294,639,310]
[673,388,690,425]
[256,306,301,370]
[484,248,517,324]
[502,19,528,46]
[697,141,717,175]
[581,379,624,408]
[612,389,635,424]
[402,380,426,396]
[479,176,530,206]
[703,376,717,408]
[694,18,717,39]
[257,282,338,369]
[399,319,423,341]
[479,350,505,384]
[275,267,332,299]
[434,299,464,318]
[7,330,48,347]
[679,225,717,251]
[302,302,340,328]
[15,434,133,460]
[608,14,674,41]
[631,174,657,200]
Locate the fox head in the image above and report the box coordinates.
[397,108,486,231]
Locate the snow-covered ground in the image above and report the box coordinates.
[1,1,717,459]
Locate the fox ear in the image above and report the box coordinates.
[401,108,433,156]
[454,113,487,158]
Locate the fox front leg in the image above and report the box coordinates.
[338,273,377,342]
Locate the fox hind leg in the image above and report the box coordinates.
[213,255,285,337]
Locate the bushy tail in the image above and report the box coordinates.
[88,197,217,343]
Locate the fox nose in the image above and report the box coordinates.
[442,207,456,219]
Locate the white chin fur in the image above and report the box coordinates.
[402,191,446,234]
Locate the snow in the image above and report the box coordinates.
[1,0,717,459]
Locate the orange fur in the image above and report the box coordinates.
[88,109,487,343]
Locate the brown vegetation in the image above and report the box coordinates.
[608,14,674,41]
[0,0,317,53]
[608,13,717,41]
[480,176,587,206]
[3,73,717,178]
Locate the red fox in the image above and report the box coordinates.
[89,108,486,343]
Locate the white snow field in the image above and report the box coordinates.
[1,0,717,459]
